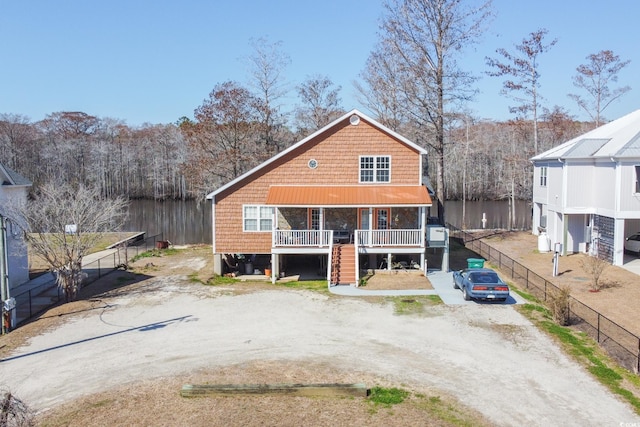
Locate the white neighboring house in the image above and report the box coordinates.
[531,109,640,266]
[0,163,32,292]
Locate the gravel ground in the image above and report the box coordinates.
[0,248,638,426]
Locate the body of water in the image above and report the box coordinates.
[123,199,533,245]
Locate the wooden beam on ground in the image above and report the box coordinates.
[180,383,368,398]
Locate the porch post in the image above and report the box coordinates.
[420,206,426,248]
[442,229,450,272]
[319,208,325,245]
[368,208,374,248]
[355,233,360,286]
[420,206,427,272]
[387,253,392,271]
[270,253,277,284]
[272,207,278,247]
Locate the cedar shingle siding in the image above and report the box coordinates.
[214,120,422,254]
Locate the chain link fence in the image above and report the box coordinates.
[9,233,164,329]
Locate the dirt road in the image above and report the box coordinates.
[1,265,637,425]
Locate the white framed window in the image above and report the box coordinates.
[309,208,321,230]
[360,155,391,183]
[540,166,548,187]
[635,166,640,194]
[243,205,274,232]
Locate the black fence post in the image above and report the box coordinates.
[597,314,601,343]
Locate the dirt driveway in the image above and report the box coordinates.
[0,247,638,426]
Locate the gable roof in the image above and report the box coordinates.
[531,109,640,161]
[0,163,32,186]
[206,109,428,200]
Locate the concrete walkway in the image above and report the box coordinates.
[329,269,526,305]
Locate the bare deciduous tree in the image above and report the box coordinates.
[294,75,344,134]
[0,114,34,174]
[362,0,493,223]
[182,81,261,196]
[568,50,631,127]
[13,182,128,301]
[486,28,557,155]
[355,40,408,132]
[247,37,291,156]
[581,254,609,292]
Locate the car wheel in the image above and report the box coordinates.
[453,280,459,289]
[462,287,471,301]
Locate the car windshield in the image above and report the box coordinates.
[468,272,499,283]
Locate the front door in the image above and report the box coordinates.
[375,208,389,230]
[309,208,321,230]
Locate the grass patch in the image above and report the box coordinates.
[414,395,488,427]
[511,287,539,302]
[188,272,204,284]
[368,386,409,406]
[205,275,239,286]
[519,303,551,318]
[389,295,443,315]
[130,248,180,263]
[277,280,329,293]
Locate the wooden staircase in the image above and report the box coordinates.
[331,244,356,285]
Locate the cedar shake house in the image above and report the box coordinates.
[206,110,439,286]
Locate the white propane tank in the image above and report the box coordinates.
[538,232,550,252]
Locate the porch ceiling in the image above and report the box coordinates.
[265,185,432,207]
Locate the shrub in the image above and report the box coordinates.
[580,255,609,292]
[548,285,572,326]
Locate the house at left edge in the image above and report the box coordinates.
[0,163,32,295]
[206,109,446,286]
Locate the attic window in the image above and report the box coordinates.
[360,155,390,183]
[349,115,360,125]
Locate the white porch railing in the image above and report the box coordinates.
[273,230,333,247]
[356,229,424,247]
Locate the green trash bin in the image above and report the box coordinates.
[467,258,485,269]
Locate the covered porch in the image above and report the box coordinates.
[266,185,433,286]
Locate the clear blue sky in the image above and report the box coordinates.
[1,0,638,126]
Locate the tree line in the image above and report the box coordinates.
[0,0,630,209]
[0,108,594,202]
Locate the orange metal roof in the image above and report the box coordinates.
[265,185,432,206]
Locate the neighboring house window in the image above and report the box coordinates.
[243,205,274,231]
[635,166,640,193]
[360,156,391,183]
[540,166,547,187]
